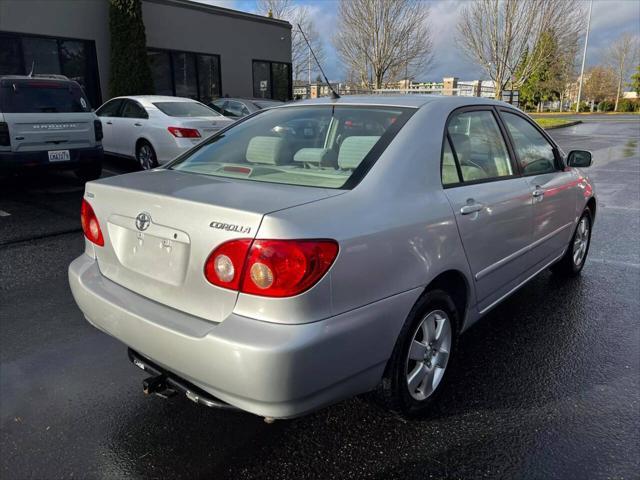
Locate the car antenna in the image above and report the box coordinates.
[297,24,340,99]
[28,60,35,77]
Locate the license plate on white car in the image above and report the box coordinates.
[48,150,70,162]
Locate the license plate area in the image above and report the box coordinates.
[107,216,191,286]
[48,150,70,162]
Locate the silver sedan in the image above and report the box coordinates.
[69,95,596,420]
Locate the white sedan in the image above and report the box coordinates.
[95,95,234,169]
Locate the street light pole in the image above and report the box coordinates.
[576,0,593,112]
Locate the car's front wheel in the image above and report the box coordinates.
[551,208,592,276]
[136,141,158,170]
[378,289,458,416]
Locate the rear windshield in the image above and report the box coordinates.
[153,101,220,117]
[170,105,414,189]
[0,80,91,113]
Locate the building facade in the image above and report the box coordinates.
[0,0,292,108]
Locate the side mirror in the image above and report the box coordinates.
[567,150,592,168]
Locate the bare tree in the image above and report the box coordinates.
[256,0,326,83]
[335,0,433,89]
[583,65,617,105]
[607,33,640,111]
[457,0,584,99]
[256,0,292,19]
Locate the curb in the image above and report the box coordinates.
[543,120,582,130]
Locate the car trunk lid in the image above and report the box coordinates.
[87,169,342,323]
[178,117,234,138]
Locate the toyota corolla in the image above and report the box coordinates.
[69,96,595,420]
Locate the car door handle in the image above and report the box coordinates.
[105,121,112,125]
[134,123,142,127]
[460,203,484,215]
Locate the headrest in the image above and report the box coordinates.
[294,148,333,164]
[246,136,285,165]
[337,136,380,170]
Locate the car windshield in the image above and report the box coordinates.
[153,101,220,117]
[170,105,414,189]
[0,80,91,113]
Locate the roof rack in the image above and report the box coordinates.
[32,74,71,80]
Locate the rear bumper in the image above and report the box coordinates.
[68,254,418,418]
[0,145,103,171]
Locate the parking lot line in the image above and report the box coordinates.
[0,209,11,217]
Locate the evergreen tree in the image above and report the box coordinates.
[109,0,154,97]
[630,65,640,96]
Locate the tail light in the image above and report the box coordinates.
[80,199,104,246]
[0,122,10,146]
[168,126,201,138]
[204,239,338,297]
[94,120,103,141]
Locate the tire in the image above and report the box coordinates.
[74,162,102,182]
[551,208,592,276]
[136,141,158,170]
[377,289,459,416]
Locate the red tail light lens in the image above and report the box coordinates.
[168,126,201,138]
[204,239,339,297]
[80,199,104,246]
[204,239,252,290]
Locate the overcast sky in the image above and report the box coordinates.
[196,0,640,82]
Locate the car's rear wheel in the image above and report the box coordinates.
[551,208,592,276]
[74,162,102,182]
[378,289,458,416]
[136,141,157,170]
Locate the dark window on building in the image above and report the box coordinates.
[197,54,220,104]
[147,48,221,102]
[0,31,101,107]
[252,60,291,101]
[172,52,197,99]
[148,50,173,96]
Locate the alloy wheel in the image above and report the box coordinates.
[405,309,452,401]
[138,144,154,170]
[573,217,590,267]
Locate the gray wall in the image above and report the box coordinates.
[0,0,291,101]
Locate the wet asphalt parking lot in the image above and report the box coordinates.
[1,115,639,479]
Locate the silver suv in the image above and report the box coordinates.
[69,96,595,420]
[0,75,103,180]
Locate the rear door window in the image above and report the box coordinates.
[0,80,91,113]
[121,100,148,119]
[446,110,514,183]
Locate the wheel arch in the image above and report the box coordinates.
[421,269,471,333]
[586,196,596,222]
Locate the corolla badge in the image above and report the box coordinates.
[135,212,151,231]
[209,221,251,234]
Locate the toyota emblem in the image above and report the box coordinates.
[135,212,151,231]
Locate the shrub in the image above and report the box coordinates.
[598,100,614,112]
[109,0,154,97]
[571,101,590,112]
[617,99,639,112]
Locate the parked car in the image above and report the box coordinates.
[209,97,283,119]
[0,75,103,181]
[96,95,233,169]
[69,96,596,420]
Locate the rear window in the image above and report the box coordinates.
[0,80,91,113]
[153,101,220,117]
[170,105,414,189]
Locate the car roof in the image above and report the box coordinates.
[285,95,514,110]
[213,97,283,103]
[113,95,202,107]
